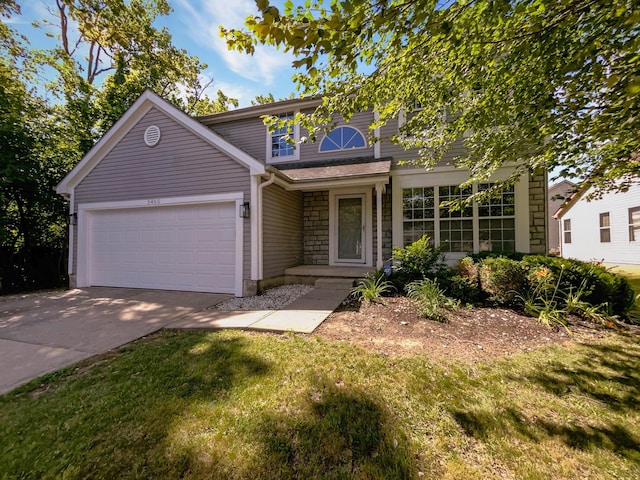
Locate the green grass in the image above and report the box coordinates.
[1,330,639,479]
[623,275,640,321]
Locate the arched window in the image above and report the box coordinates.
[319,126,366,152]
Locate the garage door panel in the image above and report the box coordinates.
[87,202,237,293]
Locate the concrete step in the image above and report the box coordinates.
[314,277,357,290]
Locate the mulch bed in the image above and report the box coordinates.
[314,296,624,362]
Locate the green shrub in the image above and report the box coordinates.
[454,256,479,279]
[442,274,484,304]
[521,255,635,316]
[391,235,446,288]
[351,271,394,305]
[406,278,458,322]
[478,256,528,306]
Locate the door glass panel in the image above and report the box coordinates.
[338,197,363,260]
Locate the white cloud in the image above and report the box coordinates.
[213,80,261,108]
[174,0,293,85]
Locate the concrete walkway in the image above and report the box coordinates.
[169,280,353,334]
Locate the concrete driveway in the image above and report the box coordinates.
[0,287,229,394]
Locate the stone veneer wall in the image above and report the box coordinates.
[303,191,329,264]
[528,169,548,253]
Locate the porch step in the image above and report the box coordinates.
[284,265,375,277]
[314,278,358,290]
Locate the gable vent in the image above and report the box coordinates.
[144,125,161,147]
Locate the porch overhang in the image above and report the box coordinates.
[267,157,391,191]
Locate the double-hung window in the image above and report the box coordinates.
[563,219,572,244]
[268,112,299,161]
[599,212,611,243]
[629,207,640,241]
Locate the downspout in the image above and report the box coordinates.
[257,173,276,280]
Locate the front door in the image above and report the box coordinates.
[336,194,365,263]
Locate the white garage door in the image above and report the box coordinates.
[87,202,236,293]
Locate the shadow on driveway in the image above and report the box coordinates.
[0,287,229,394]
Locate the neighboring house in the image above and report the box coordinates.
[56,90,547,297]
[548,179,576,254]
[555,182,640,271]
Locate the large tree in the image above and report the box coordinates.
[224,0,640,198]
[1,0,235,291]
[37,0,234,144]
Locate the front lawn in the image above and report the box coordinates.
[624,275,640,320]
[1,329,639,479]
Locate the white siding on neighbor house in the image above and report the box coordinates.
[560,184,640,265]
[548,180,575,251]
[262,184,304,278]
[73,106,252,280]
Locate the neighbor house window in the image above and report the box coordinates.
[564,219,572,244]
[629,207,640,241]
[269,112,298,160]
[401,183,514,253]
[319,126,366,152]
[599,212,611,243]
[478,184,516,252]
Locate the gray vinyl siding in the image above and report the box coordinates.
[73,106,252,279]
[379,120,466,168]
[209,110,376,165]
[262,184,304,278]
[209,116,268,162]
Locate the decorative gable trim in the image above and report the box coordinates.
[56,89,265,196]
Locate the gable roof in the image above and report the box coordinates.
[56,90,265,196]
[553,181,587,219]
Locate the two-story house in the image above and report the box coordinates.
[56,90,547,296]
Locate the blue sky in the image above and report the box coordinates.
[11,0,298,107]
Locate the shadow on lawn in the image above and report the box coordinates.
[0,331,271,479]
[247,378,417,479]
[451,335,640,463]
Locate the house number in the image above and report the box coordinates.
[147,199,161,205]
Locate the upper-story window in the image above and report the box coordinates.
[398,101,425,131]
[268,112,299,162]
[319,126,366,152]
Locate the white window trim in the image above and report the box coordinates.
[266,111,300,163]
[329,188,373,267]
[76,193,245,297]
[599,212,611,243]
[563,218,572,244]
[629,206,640,242]
[318,125,367,153]
[391,167,529,262]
